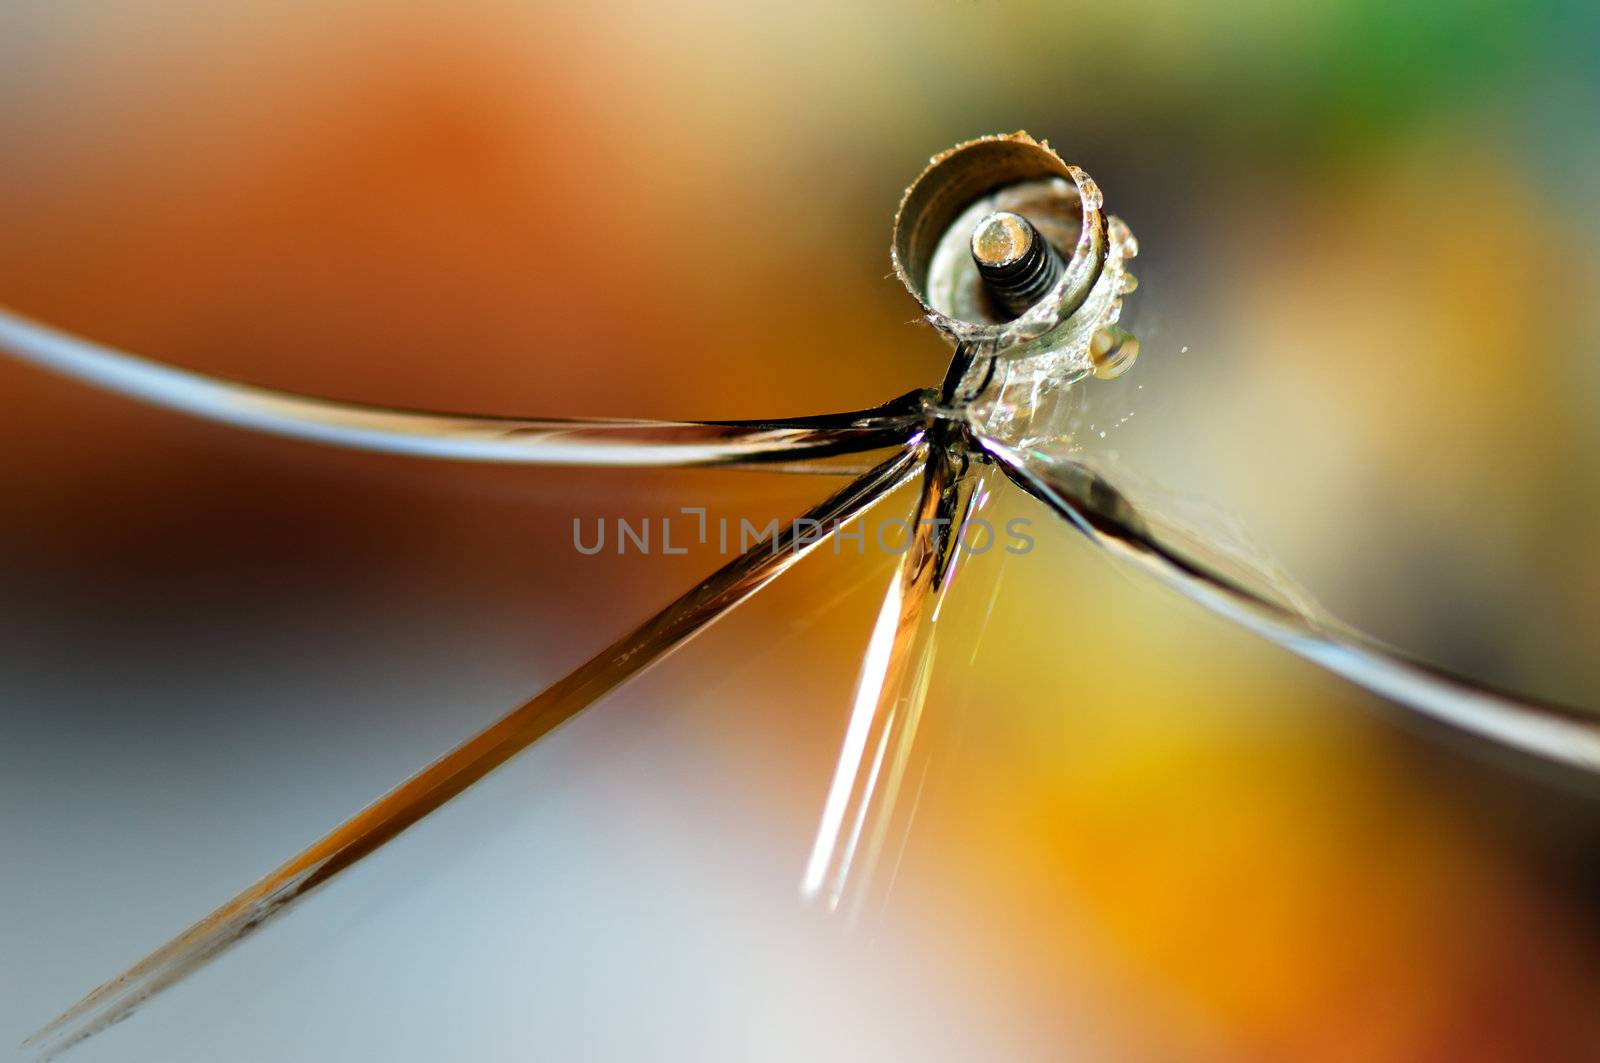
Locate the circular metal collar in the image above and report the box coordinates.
[891,131,1108,355]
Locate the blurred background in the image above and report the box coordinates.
[3,1,1600,1059]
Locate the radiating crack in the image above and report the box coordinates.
[979,433,1600,772]
[0,306,928,470]
[26,441,926,1059]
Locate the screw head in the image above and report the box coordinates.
[970,211,1035,269]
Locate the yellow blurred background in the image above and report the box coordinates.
[4,2,1600,1060]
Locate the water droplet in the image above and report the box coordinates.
[1069,166,1104,210]
[1107,216,1138,258]
[1090,326,1139,380]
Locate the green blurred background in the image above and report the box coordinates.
[3,1,1600,1059]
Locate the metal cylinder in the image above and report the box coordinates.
[890,131,1109,354]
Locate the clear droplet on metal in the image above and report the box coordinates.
[1090,325,1140,380]
[1107,215,1139,259]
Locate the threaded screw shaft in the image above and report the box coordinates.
[969,211,1065,319]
